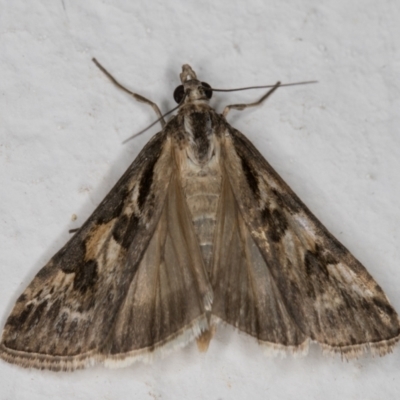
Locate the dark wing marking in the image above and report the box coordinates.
[0,132,210,371]
[219,125,400,358]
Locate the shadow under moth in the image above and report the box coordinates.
[1,61,399,371]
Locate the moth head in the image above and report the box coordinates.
[173,64,213,104]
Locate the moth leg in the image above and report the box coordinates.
[92,58,166,127]
[222,81,281,117]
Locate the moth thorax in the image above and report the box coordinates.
[184,111,215,165]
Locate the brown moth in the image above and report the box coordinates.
[1,62,399,371]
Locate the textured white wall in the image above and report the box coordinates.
[0,1,399,399]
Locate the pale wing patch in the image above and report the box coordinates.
[84,220,115,260]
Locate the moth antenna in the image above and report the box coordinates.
[123,80,317,143]
[92,58,166,128]
[208,80,318,92]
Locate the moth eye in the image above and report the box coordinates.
[201,82,213,99]
[173,85,185,103]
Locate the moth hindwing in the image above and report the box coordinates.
[1,63,399,371]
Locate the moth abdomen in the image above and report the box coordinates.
[180,164,222,273]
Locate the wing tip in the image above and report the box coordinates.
[0,342,96,371]
[320,334,400,360]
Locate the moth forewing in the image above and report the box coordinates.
[222,128,400,357]
[0,63,399,371]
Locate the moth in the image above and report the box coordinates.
[1,61,399,372]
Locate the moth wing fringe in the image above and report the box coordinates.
[102,315,209,368]
[320,335,400,360]
[0,315,209,371]
[210,316,310,358]
[0,344,98,372]
[210,316,400,359]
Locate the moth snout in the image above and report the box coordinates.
[180,64,197,82]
